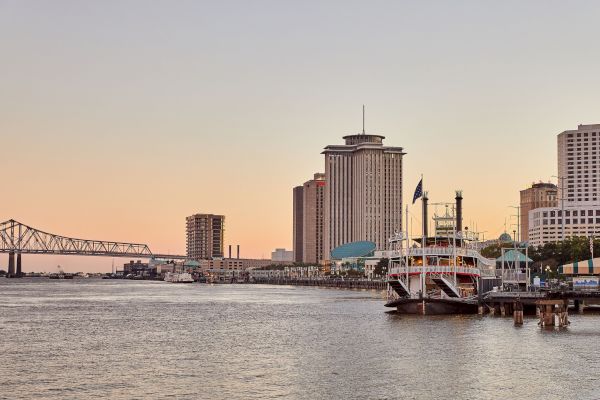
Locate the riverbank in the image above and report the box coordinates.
[249,277,386,290]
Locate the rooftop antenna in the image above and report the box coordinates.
[362,104,365,134]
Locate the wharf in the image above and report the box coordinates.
[480,289,600,327]
[250,277,386,290]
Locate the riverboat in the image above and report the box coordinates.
[384,191,495,314]
[164,272,194,283]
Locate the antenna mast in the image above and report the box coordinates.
[362,104,365,134]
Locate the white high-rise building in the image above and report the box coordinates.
[529,124,600,246]
[558,124,600,205]
[322,133,404,259]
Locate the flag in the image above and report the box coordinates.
[412,178,423,204]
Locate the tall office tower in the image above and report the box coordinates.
[322,132,404,259]
[519,182,558,241]
[292,186,304,262]
[186,214,225,260]
[302,173,325,264]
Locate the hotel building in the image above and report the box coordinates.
[186,213,225,260]
[322,133,404,259]
[529,124,600,246]
[519,182,558,242]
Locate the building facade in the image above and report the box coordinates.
[186,214,225,260]
[323,133,404,259]
[293,186,304,262]
[271,248,294,262]
[558,124,600,205]
[302,173,325,264]
[519,182,558,242]
[528,206,600,247]
[528,124,600,246]
[198,258,293,273]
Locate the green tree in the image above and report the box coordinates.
[374,258,389,276]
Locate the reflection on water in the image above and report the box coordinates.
[1,279,599,400]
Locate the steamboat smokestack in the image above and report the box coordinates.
[422,193,429,238]
[228,245,232,259]
[455,190,463,234]
[237,245,240,259]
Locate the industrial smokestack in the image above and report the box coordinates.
[455,190,463,234]
[422,193,429,238]
[228,245,232,259]
[237,245,240,259]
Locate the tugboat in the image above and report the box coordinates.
[384,191,495,314]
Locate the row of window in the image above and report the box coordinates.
[542,218,600,225]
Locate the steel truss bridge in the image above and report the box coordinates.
[1,219,186,277]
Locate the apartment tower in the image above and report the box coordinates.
[186,214,225,260]
[323,132,404,259]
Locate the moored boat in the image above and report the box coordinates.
[164,272,194,283]
[384,191,495,314]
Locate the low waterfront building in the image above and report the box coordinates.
[528,206,600,247]
[198,258,293,274]
[123,260,154,278]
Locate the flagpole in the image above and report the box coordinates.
[421,174,426,300]
[406,204,409,293]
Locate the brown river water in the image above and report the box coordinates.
[1,279,599,399]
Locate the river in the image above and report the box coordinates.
[1,279,599,399]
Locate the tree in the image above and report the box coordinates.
[374,258,389,276]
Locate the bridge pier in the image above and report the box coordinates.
[7,251,15,277]
[16,253,22,278]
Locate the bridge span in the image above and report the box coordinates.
[1,219,186,277]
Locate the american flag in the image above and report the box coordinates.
[412,178,423,204]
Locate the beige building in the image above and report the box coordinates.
[529,124,600,246]
[323,133,404,259]
[558,124,600,205]
[186,214,225,260]
[519,182,558,241]
[302,173,325,264]
[199,258,292,274]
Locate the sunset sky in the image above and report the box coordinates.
[3,1,600,272]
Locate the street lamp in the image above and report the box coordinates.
[509,206,521,242]
[552,175,566,242]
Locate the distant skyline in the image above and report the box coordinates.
[3,1,600,271]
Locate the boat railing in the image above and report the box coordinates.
[377,247,484,259]
[501,270,528,283]
[388,266,481,276]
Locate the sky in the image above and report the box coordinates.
[2,0,600,272]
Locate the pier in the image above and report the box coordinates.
[481,290,600,327]
[250,277,386,290]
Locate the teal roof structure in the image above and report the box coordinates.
[496,249,533,263]
[330,241,376,260]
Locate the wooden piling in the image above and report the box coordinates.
[513,299,523,325]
